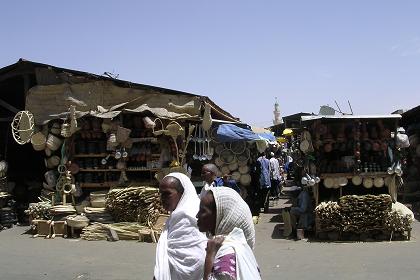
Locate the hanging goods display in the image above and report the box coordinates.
[11,111,35,145]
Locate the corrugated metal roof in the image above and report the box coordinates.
[301,114,401,122]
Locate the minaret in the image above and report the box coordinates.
[273,98,283,125]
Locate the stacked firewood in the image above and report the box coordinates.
[384,210,413,234]
[339,194,392,233]
[105,186,164,224]
[314,201,341,232]
[81,222,144,241]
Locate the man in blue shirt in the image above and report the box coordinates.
[256,152,271,213]
[200,163,241,196]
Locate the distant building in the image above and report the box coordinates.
[273,98,283,125]
[270,112,314,136]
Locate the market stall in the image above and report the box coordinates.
[9,83,239,240]
[401,105,420,204]
[298,114,413,241]
[196,123,278,215]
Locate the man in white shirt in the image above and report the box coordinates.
[269,152,281,198]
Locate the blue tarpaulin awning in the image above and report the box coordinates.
[216,124,276,142]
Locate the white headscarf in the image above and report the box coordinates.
[210,187,255,249]
[154,172,207,280]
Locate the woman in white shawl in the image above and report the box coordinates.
[154,172,207,280]
[196,187,261,280]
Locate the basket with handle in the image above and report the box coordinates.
[152,118,167,136]
[11,111,35,145]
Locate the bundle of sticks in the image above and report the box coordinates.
[105,186,164,224]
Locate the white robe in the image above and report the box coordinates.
[154,173,207,280]
[213,228,261,280]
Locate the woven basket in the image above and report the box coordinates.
[46,134,62,151]
[239,174,251,186]
[221,165,230,176]
[11,111,35,145]
[91,200,106,208]
[238,165,250,174]
[228,161,238,171]
[60,123,72,138]
[237,149,250,166]
[231,171,241,181]
[214,157,223,167]
[153,118,167,136]
[230,141,246,155]
[90,191,108,200]
[116,126,131,143]
[66,215,90,228]
[31,132,46,151]
[45,156,60,169]
[50,122,61,135]
[215,144,224,155]
[90,191,108,207]
[219,149,235,164]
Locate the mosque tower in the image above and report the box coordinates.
[273,98,283,125]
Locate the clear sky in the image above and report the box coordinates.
[1,1,420,126]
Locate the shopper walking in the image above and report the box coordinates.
[154,173,207,280]
[197,187,261,280]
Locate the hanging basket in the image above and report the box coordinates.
[31,132,47,151]
[228,160,238,171]
[11,111,35,145]
[152,118,167,136]
[45,156,60,169]
[215,144,225,155]
[165,121,184,138]
[116,126,131,143]
[221,165,230,176]
[239,174,252,186]
[230,141,246,155]
[210,126,220,143]
[50,122,61,135]
[237,149,250,166]
[214,157,224,167]
[60,122,72,138]
[46,134,63,151]
[238,165,250,174]
[231,171,241,181]
[219,149,235,165]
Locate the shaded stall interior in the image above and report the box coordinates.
[299,115,401,205]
